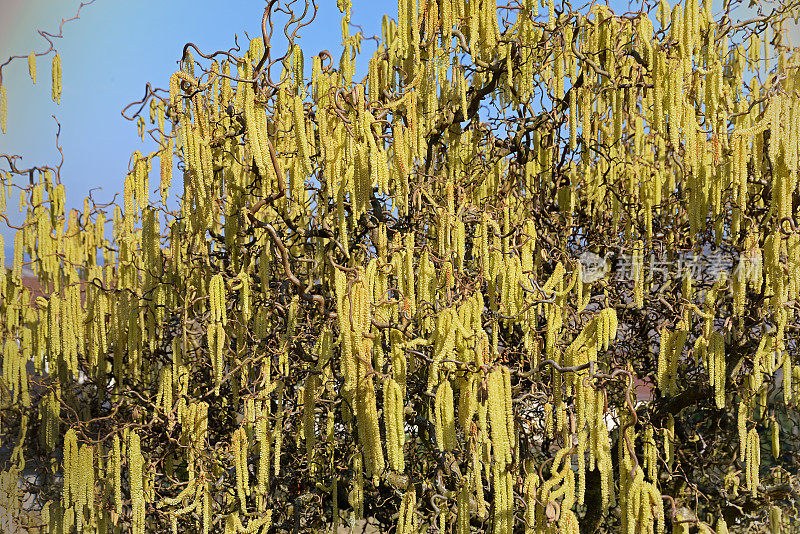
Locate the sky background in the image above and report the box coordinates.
[0,0,798,263]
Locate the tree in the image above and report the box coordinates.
[1,0,799,532]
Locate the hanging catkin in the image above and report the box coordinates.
[28,51,37,84]
[51,53,62,104]
[129,431,146,534]
[396,489,417,534]
[434,377,457,451]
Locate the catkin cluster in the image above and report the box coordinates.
[1,1,799,533]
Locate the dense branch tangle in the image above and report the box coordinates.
[1,0,800,532]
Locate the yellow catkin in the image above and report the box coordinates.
[351,452,364,519]
[738,401,748,461]
[746,427,760,496]
[232,426,249,509]
[12,230,23,287]
[63,428,77,507]
[0,85,6,133]
[396,489,416,534]
[559,508,580,534]
[522,459,539,533]
[709,331,725,408]
[487,366,513,466]
[28,51,37,84]
[273,383,284,477]
[771,419,780,460]
[492,461,513,534]
[161,136,173,203]
[239,271,251,323]
[52,53,62,104]
[302,374,318,467]
[664,414,675,471]
[256,402,270,496]
[385,377,405,471]
[435,378,456,451]
[456,483,470,534]
[633,240,645,308]
[293,93,313,176]
[129,431,145,534]
[769,505,782,533]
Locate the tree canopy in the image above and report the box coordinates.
[1,0,800,532]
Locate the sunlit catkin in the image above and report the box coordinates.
[487,366,513,466]
[293,93,313,176]
[385,377,405,471]
[434,377,456,451]
[232,426,249,509]
[737,400,748,461]
[396,489,417,534]
[129,431,145,534]
[52,53,62,104]
[0,85,6,133]
[28,51,36,84]
[633,240,644,308]
[112,434,122,515]
[708,331,726,408]
[746,427,760,496]
[771,418,780,460]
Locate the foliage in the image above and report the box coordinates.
[1,0,800,532]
